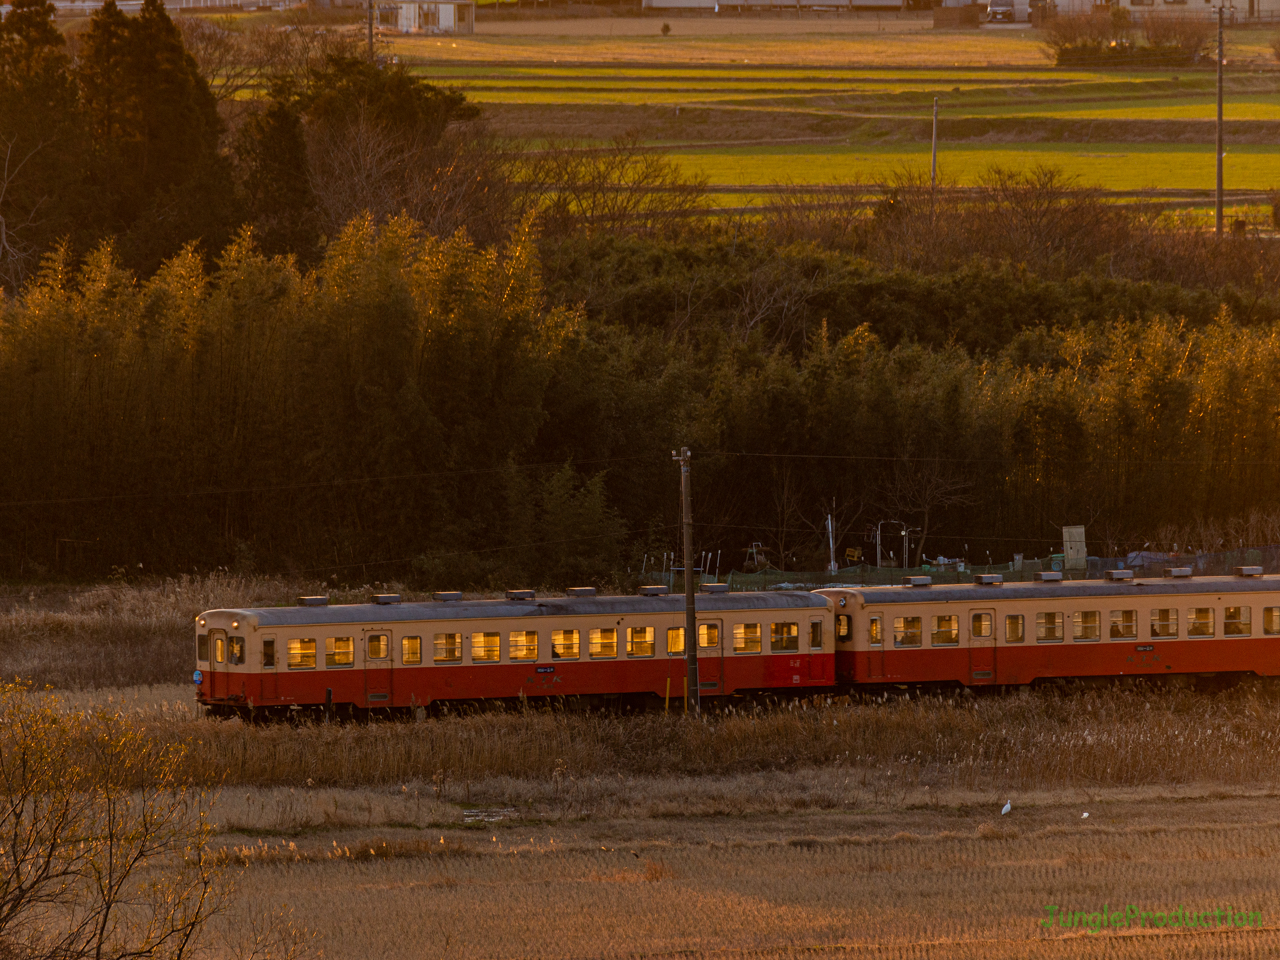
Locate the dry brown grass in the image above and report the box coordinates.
[156,682,1280,794]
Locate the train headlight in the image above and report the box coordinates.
[198,617,206,627]
[231,620,239,629]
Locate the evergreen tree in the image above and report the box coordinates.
[235,96,321,261]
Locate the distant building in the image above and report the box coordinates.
[395,0,474,33]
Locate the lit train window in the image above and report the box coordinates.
[434,633,461,663]
[1225,607,1251,637]
[367,634,389,659]
[590,628,617,659]
[971,614,992,638]
[1265,608,1280,635]
[326,637,354,667]
[698,623,718,648]
[810,621,823,650]
[510,631,538,661]
[552,629,579,660]
[868,617,882,646]
[1109,610,1137,640]
[628,627,655,658]
[1188,608,1214,639]
[197,634,209,662]
[287,638,316,669]
[471,632,499,662]
[770,622,799,652]
[1005,615,1024,643]
[892,617,922,648]
[837,615,852,641]
[402,636,422,665]
[733,623,762,654]
[1035,613,1064,643]
[1150,609,1178,639]
[931,616,959,646]
[262,639,275,669]
[229,636,245,664]
[1072,612,1100,642]
[667,627,684,655]
[215,635,225,663]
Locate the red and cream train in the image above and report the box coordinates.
[194,569,1280,717]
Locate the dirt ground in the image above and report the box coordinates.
[219,782,1280,959]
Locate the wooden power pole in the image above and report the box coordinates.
[1216,3,1224,238]
[673,447,699,714]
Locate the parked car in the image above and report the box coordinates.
[987,0,1016,21]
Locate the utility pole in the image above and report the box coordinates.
[1216,3,1224,238]
[673,447,699,714]
[368,0,375,60]
[931,97,939,192]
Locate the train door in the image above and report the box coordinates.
[260,636,278,700]
[364,630,392,706]
[808,617,826,682]
[208,629,227,699]
[697,619,724,695]
[866,612,885,680]
[968,609,996,685]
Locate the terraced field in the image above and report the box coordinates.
[390,21,1280,193]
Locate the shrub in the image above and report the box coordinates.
[1142,15,1213,64]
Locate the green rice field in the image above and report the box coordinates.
[387,19,1280,189]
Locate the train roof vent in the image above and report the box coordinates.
[974,574,1003,585]
[1104,570,1134,581]
[903,576,932,587]
[506,589,535,600]
[566,587,597,598]
[1235,566,1264,578]
[433,591,463,602]
[639,585,669,596]
[1164,568,1193,578]
[372,594,401,604]
[1034,571,1063,582]
[701,583,730,593]
[297,596,329,607]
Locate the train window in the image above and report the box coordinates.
[287,638,316,669]
[1035,613,1064,643]
[868,617,882,646]
[589,628,617,659]
[552,629,579,660]
[1265,608,1280,635]
[215,634,226,663]
[628,627,655,658]
[510,631,538,661]
[971,614,992,638]
[667,627,684,655]
[893,617,922,648]
[1110,610,1137,640]
[810,621,823,650]
[836,615,852,641]
[1225,607,1250,637]
[434,633,461,663]
[367,634,389,659]
[326,637,354,667]
[262,639,275,669]
[1150,609,1178,639]
[1072,612,1100,642]
[733,623,762,654]
[770,622,800,652]
[197,634,209,662]
[471,632,500,662]
[1005,615,1024,643]
[403,636,422,665]
[229,636,245,664]
[698,623,719,648]
[931,616,959,646]
[1188,608,1214,639]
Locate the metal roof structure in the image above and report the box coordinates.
[204,590,828,629]
[825,576,1280,607]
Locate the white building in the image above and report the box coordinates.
[395,0,474,33]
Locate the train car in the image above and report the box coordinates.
[821,568,1280,688]
[193,587,835,718]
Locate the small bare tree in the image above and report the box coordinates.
[875,457,978,567]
